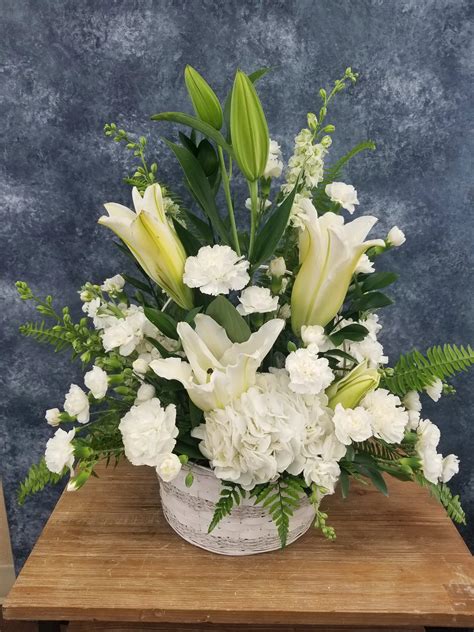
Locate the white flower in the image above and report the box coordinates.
[245,197,271,212]
[441,454,460,483]
[300,325,331,353]
[387,226,406,247]
[406,410,421,431]
[340,314,388,367]
[303,458,340,492]
[425,378,443,402]
[119,398,178,467]
[183,245,250,296]
[289,194,312,229]
[263,139,283,179]
[333,403,373,445]
[403,390,422,412]
[416,419,441,451]
[355,254,375,275]
[420,448,443,484]
[285,348,334,395]
[278,303,291,320]
[100,305,157,357]
[101,274,125,294]
[325,182,359,214]
[415,419,444,484]
[237,286,278,315]
[134,383,156,403]
[361,388,409,443]
[84,365,108,399]
[133,357,150,375]
[45,408,61,427]
[156,453,182,482]
[268,257,286,278]
[64,385,90,424]
[82,297,101,318]
[283,129,328,195]
[45,428,75,474]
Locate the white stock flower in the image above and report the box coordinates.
[425,378,443,402]
[82,297,101,318]
[100,305,157,357]
[156,453,182,482]
[237,286,278,315]
[183,245,250,296]
[333,403,373,445]
[283,129,328,195]
[300,325,331,353]
[263,139,283,179]
[361,388,409,443]
[45,428,75,474]
[119,398,178,467]
[134,383,156,403]
[355,254,375,275]
[45,408,61,427]
[101,274,125,294]
[84,365,108,399]
[387,226,406,247]
[325,182,359,214]
[64,385,90,424]
[285,348,334,395]
[441,454,460,483]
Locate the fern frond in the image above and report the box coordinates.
[415,474,466,524]
[19,321,70,352]
[382,344,474,397]
[18,459,67,505]
[208,482,245,533]
[355,438,402,461]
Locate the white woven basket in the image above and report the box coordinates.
[159,462,315,555]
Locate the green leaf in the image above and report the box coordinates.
[181,208,214,243]
[252,184,297,267]
[329,323,369,346]
[189,400,204,428]
[145,335,173,358]
[323,349,358,364]
[122,274,153,294]
[151,111,233,154]
[184,306,203,324]
[339,470,350,499]
[179,131,198,155]
[196,139,219,176]
[164,140,229,244]
[144,307,179,340]
[172,218,202,256]
[349,291,394,314]
[365,468,388,496]
[361,272,399,293]
[206,296,251,343]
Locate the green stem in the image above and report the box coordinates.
[218,147,240,255]
[248,179,259,260]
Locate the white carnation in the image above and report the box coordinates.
[119,398,178,467]
[45,428,75,474]
[285,348,334,395]
[416,419,441,451]
[361,388,408,443]
[325,182,359,214]
[101,274,125,294]
[387,226,406,247]
[263,139,283,179]
[237,286,278,315]
[303,458,340,492]
[64,384,90,424]
[84,365,108,399]
[45,408,61,427]
[425,378,443,402]
[333,404,373,445]
[420,447,443,484]
[156,453,182,482]
[300,325,331,353]
[183,245,250,295]
[355,253,375,274]
[134,383,156,403]
[403,390,422,412]
[441,454,459,483]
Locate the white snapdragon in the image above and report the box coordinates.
[119,398,178,469]
[355,254,375,275]
[333,404,373,445]
[441,454,460,483]
[361,388,409,443]
[263,139,283,179]
[183,245,250,295]
[134,383,156,403]
[237,286,278,315]
[285,348,334,395]
[325,182,359,214]
[84,365,108,399]
[425,378,443,402]
[156,453,182,482]
[300,325,331,353]
[64,385,90,424]
[387,226,406,247]
[45,408,61,427]
[101,274,125,294]
[45,428,75,474]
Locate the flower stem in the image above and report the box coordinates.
[248,179,259,260]
[218,146,240,255]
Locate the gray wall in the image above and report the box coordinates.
[1,0,473,578]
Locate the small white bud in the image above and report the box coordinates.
[387,226,406,247]
[45,408,61,427]
[269,257,286,278]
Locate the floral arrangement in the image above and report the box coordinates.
[17,66,474,547]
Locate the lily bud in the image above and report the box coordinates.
[230,70,269,181]
[184,65,223,130]
[327,361,380,409]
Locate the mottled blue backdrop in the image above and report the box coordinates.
[1,0,473,579]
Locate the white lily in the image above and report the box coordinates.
[150,314,285,411]
[99,183,193,309]
[291,200,384,333]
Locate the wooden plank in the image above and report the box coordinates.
[3,462,473,627]
[68,624,425,632]
[0,482,16,603]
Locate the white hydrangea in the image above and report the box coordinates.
[325,182,359,214]
[355,253,375,275]
[237,286,278,315]
[64,384,90,424]
[300,325,331,353]
[282,128,328,195]
[45,408,61,427]
[84,365,108,399]
[263,139,283,179]
[119,398,178,468]
[387,226,406,247]
[183,245,250,295]
[361,388,409,443]
[156,453,182,482]
[333,403,373,445]
[45,428,75,474]
[425,378,443,402]
[285,348,334,395]
[101,274,125,294]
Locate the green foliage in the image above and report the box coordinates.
[206,296,251,343]
[415,475,466,524]
[382,344,474,397]
[18,459,67,505]
[208,481,246,533]
[151,111,233,155]
[144,307,179,340]
[328,323,369,347]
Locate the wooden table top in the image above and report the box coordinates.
[3,461,474,628]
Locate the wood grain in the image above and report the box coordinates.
[68,624,425,632]
[3,462,473,628]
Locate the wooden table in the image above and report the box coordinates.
[3,462,474,631]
